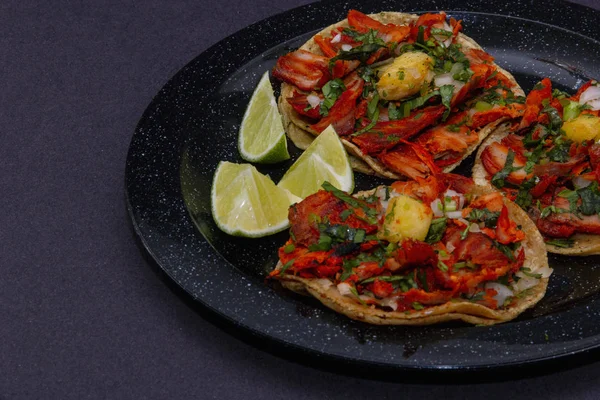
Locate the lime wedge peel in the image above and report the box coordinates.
[277,125,354,199]
[238,71,290,164]
[211,161,300,238]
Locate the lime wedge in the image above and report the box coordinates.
[278,125,354,199]
[211,161,300,237]
[238,71,290,163]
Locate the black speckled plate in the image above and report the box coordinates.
[126,0,600,380]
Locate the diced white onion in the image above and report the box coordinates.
[330,33,341,43]
[457,218,470,226]
[426,70,436,83]
[375,186,388,200]
[450,62,464,75]
[573,176,593,189]
[434,73,465,93]
[337,282,352,296]
[434,73,456,87]
[587,99,600,111]
[444,189,465,209]
[315,279,333,289]
[512,274,539,292]
[432,22,453,47]
[376,186,390,215]
[430,199,444,217]
[579,85,600,110]
[446,211,464,219]
[469,224,481,233]
[446,242,456,253]
[307,94,321,108]
[536,265,554,278]
[341,44,353,52]
[380,296,399,311]
[485,282,514,307]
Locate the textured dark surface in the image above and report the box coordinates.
[3,0,600,398]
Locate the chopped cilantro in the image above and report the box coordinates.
[545,238,575,248]
[562,99,590,121]
[320,79,346,116]
[340,209,354,221]
[520,267,542,279]
[495,274,511,286]
[467,291,485,302]
[495,242,516,261]
[452,261,466,271]
[412,302,425,310]
[283,244,296,254]
[540,204,558,219]
[542,105,563,131]
[340,258,359,281]
[417,268,429,292]
[342,28,385,46]
[279,259,295,274]
[330,42,385,65]
[437,260,449,272]
[353,93,381,135]
[349,286,367,306]
[578,181,600,215]
[308,233,332,251]
[460,223,471,240]
[547,136,572,163]
[416,25,426,45]
[353,229,366,243]
[425,217,448,244]
[431,28,453,37]
[491,149,516,188]
[523,124,548,147]
[361,274,409,284]
[552,88,569,99]
[468,208,500,228]
[515,178,537,209]
[557,189,579,213]
[439,84,454,120]
[388,102,402,120]
[453,66,473,82]
[322,181,378,224]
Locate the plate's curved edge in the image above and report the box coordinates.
[124,0,600,378]
[124,185,600,381]
[124,184,600,381]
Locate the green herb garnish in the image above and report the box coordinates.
[319,79,346,116]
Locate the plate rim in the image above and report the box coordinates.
[125,0,600,379]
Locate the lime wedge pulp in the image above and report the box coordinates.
[277,125,354,199]
[211,161,300,237]
[238,71,290,163]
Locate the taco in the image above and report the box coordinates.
[272,10,525,180]
[269,174,551,325]
[473,78,600,255]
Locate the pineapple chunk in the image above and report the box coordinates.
[376,52,434,101]
[562,114,600,143]
[378,195,433,243]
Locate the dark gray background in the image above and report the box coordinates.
[2,0,599,398]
